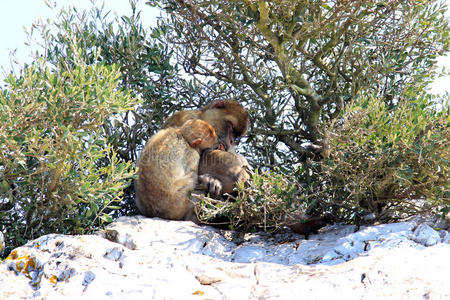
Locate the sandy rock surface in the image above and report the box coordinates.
[1,216,449,299]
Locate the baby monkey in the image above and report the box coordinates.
[135,119,217,222]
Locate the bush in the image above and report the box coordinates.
[195,88,449,230]
[43,1,188,165]
[0,12,138,252]
[194,169,305,231]
[321,89,449,222]
[38,2,197,210]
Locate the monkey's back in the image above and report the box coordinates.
[135,128,200,220]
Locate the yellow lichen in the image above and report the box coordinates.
[16,255,36,274]
[6,250,18,260]
[7,252,38,279]
[192,290,205,296]
[49,275,58,284]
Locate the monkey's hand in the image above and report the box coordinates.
[198,174,223,198]
[198,149,251,197]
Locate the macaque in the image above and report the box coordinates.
[163,100,251,196]
[135,119,217,222]
[163,100,249,151]
[136,100,332,233]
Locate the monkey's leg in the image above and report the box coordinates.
[198,150,251,197]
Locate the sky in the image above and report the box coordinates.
[0,0,449,94]
[0,0,159,78]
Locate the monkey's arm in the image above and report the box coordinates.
[198,149,251,197]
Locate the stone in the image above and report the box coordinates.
[441,230,450,244]
[434,217,449,230]
[412,223,441,246]
[0,216,449,299]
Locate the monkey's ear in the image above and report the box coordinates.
[190,138,202,148]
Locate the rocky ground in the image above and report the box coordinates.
[1,216,449,299]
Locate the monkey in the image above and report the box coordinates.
[135,119,217,222]
[137,100,332,233]
[163,100,249,151]
[162,100,251,197]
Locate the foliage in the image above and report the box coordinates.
[24,0,197,213]
[196,88,449,228]
[148,0,450,170]
[0,7,138,252]
[146,0,450,225]
[1,0,447,250]
[41,1,195,164]
[312,89,449,222]
[193,169,305,231]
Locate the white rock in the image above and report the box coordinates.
[413,223,441,246]
[441,230,450,244]
[233,245,267,263]
[0,216,449,299]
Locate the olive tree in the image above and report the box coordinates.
[0,4,139,252]
[148,0,449,168]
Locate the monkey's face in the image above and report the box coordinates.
[200,101,249,151]
[219,117,239,151]
[204,115,247,151]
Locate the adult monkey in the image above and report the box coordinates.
[162,100,252,197]
[139,99,333,234]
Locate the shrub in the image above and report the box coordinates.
[37,2,195,210]
[195,88,449,230]
[193,169,305,231]
[0,15,138,252]
[321,89,449,222]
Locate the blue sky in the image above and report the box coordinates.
[0,0,159,79]
[0,0,449,94]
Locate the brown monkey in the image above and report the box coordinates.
[135,119,217,222]
[163,100,251,196]
[144,100,330,232]
[163,100,249,151]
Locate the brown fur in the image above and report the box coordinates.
[162,100,251,197]
[135,120,216,222]
[198,149,251,194]
[163,100,249,151]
